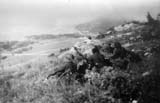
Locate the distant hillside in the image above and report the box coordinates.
[0,41,34,52]
[26,33,81,40]
[76,18,124,33]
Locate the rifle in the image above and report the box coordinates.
[47,73,55,79]
[57,69,71,81]
[73,47,95,70]
[47,68,71,80]
[73,47,90,63]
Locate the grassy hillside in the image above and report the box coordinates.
[0,15,160,103]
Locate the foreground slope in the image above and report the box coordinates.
[0,19,160,103]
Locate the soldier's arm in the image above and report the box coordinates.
[73,47,89,63]
[47,67,66,79]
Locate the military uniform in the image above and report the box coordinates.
[76,60,88,83]
[103,43,114,54]
[88,52,106,70]
[47,56,77,79]
[111,47,128,59]
[111,42,129,70]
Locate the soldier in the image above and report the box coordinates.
[127,50,142,63]
[110,42,129,70]
[88,46,112,72]
[111,42,128,59]
[76,59,88,83]
[47,54,77,79]
[103,43,114,54]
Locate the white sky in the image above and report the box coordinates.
[0,0,160,41]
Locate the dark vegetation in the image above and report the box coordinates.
[0,13,160,103]
[48,13,160,103]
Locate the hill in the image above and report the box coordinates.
[0,13,160,103]
[76,17,124,33]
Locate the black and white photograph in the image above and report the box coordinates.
[0,0,160,103]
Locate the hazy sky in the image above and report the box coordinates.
[0,0,160,41]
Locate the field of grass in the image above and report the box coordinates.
[0,19,160,103]
[0,37,81,103]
